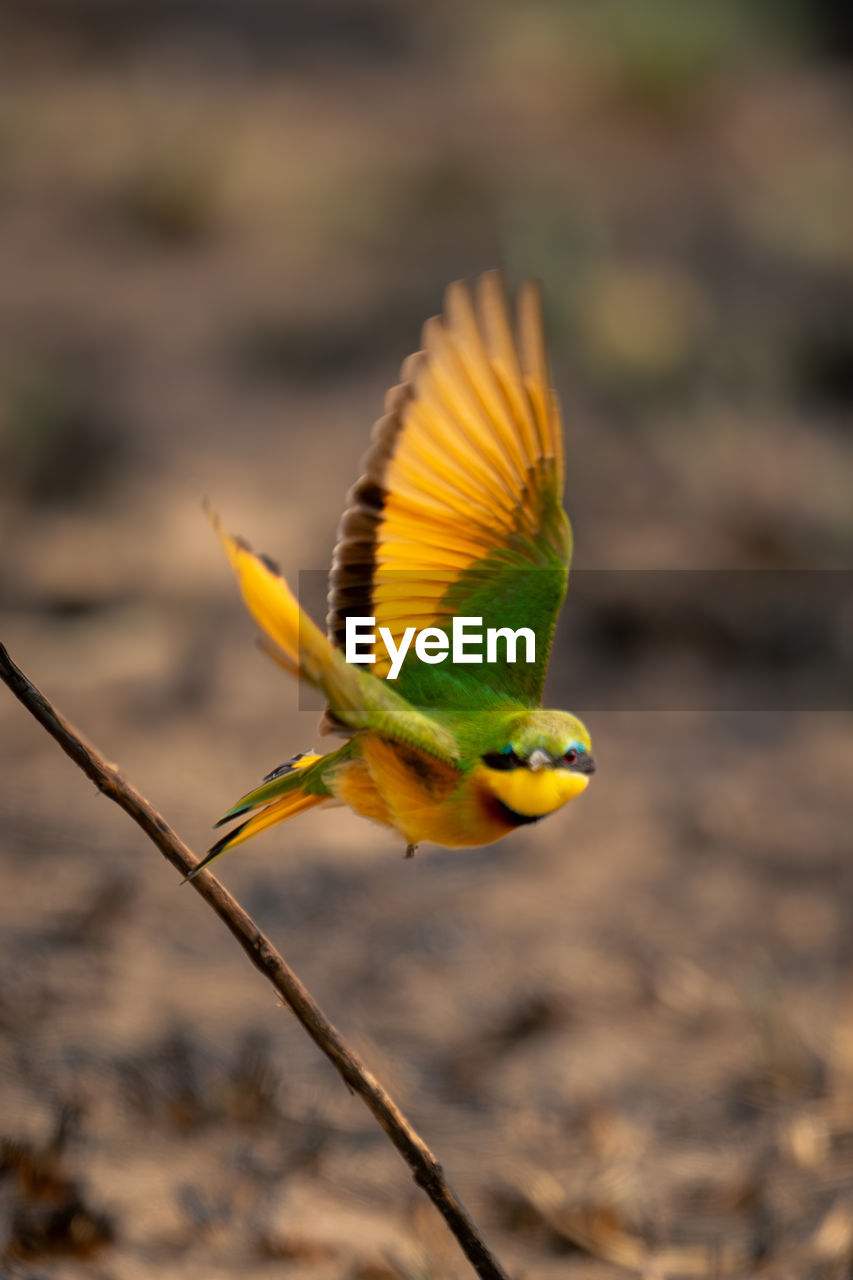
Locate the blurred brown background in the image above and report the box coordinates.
[1,3,852,1276]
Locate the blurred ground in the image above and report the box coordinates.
[1,3,852,1277]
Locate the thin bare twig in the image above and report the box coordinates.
[0,643,512,1280]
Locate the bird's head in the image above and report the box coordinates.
[477,709,595,823]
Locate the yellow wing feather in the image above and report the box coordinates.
[327,270,569,683]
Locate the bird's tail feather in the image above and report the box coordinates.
[206,787,325,863]
[186,751,327,881]
[214,750,325,827]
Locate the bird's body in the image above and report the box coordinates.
[194,271,594,878]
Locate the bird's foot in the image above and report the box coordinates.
[404,843,418,859]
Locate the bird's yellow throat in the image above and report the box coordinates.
[480,764,589,819]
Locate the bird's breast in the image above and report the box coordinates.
[330,735,514,848]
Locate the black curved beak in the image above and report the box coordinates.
[567,754,596,776]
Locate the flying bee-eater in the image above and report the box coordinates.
[191,270,594,880]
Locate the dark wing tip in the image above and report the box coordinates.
[258,551,283,577]
[325,380,417,646]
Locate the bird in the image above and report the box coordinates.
[189,270,594,881]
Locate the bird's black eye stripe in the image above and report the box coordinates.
[482,751,524,771]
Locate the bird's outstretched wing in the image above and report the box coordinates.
[327,271,572,709]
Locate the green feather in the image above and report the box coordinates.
[391,488,571,708]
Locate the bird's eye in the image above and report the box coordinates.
[564,748,578,765]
